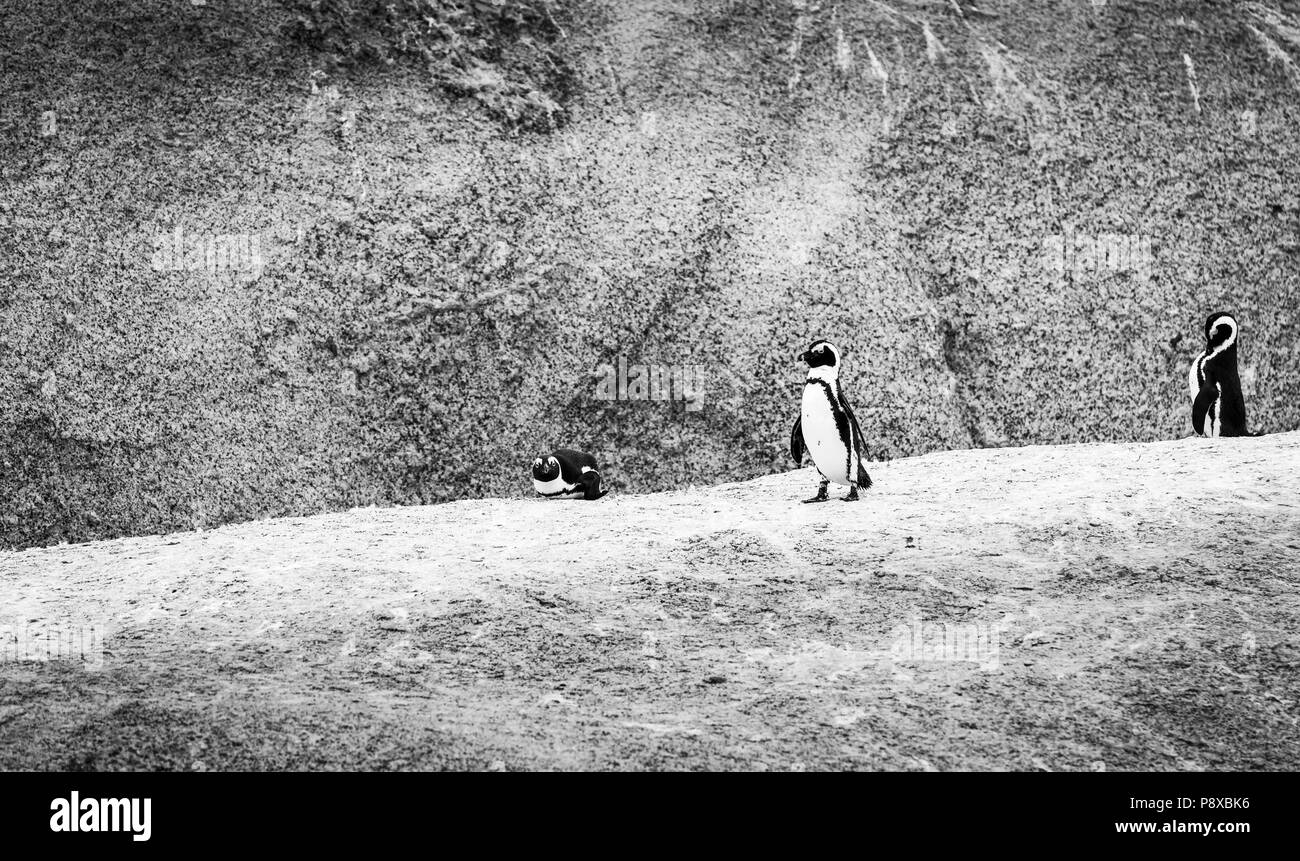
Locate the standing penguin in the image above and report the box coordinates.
[790,340,873,502]
[531,449,608,500]
[1188,311,1251,437]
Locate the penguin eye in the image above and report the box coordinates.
[533,459,542,468]
[814,345,824,353]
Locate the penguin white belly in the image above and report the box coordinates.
[802,387,852,485]
[533,475,578,496]
[1187,357,1201,400]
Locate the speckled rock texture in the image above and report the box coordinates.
[2,0,1299,548]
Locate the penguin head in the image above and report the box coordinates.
[1204,312,1238,353]
[531,455,560,481]
[799,340,841,371]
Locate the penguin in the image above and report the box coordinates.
[789,340,873,502]
[531,449,608,500]
[1188,311,1252,437]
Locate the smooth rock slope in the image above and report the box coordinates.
[2,433,1299,770]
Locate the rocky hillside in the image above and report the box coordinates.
[1,432,1298,770]
[2,0,1300,548]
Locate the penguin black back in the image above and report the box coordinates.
[1189,311,1249,437]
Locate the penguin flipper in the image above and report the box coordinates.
[1192,379,1217,436]
[842,400,873,489]
[842,399,871,462]
[790,417,804,464]
[579,470,607,500]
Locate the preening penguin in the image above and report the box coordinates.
[531,449,609,500]
[790,340,873,502]
[1188,312,1251,437]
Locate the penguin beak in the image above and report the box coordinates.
[798,351,809,363]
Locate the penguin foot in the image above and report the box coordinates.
[840,486,860,502]
[803,478,830,503]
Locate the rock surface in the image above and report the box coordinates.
[2,433,1298,770]
[2,0,1299,549]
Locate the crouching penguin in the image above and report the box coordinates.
[531,449,609,500]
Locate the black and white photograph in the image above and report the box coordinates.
[0,0,1296,831]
